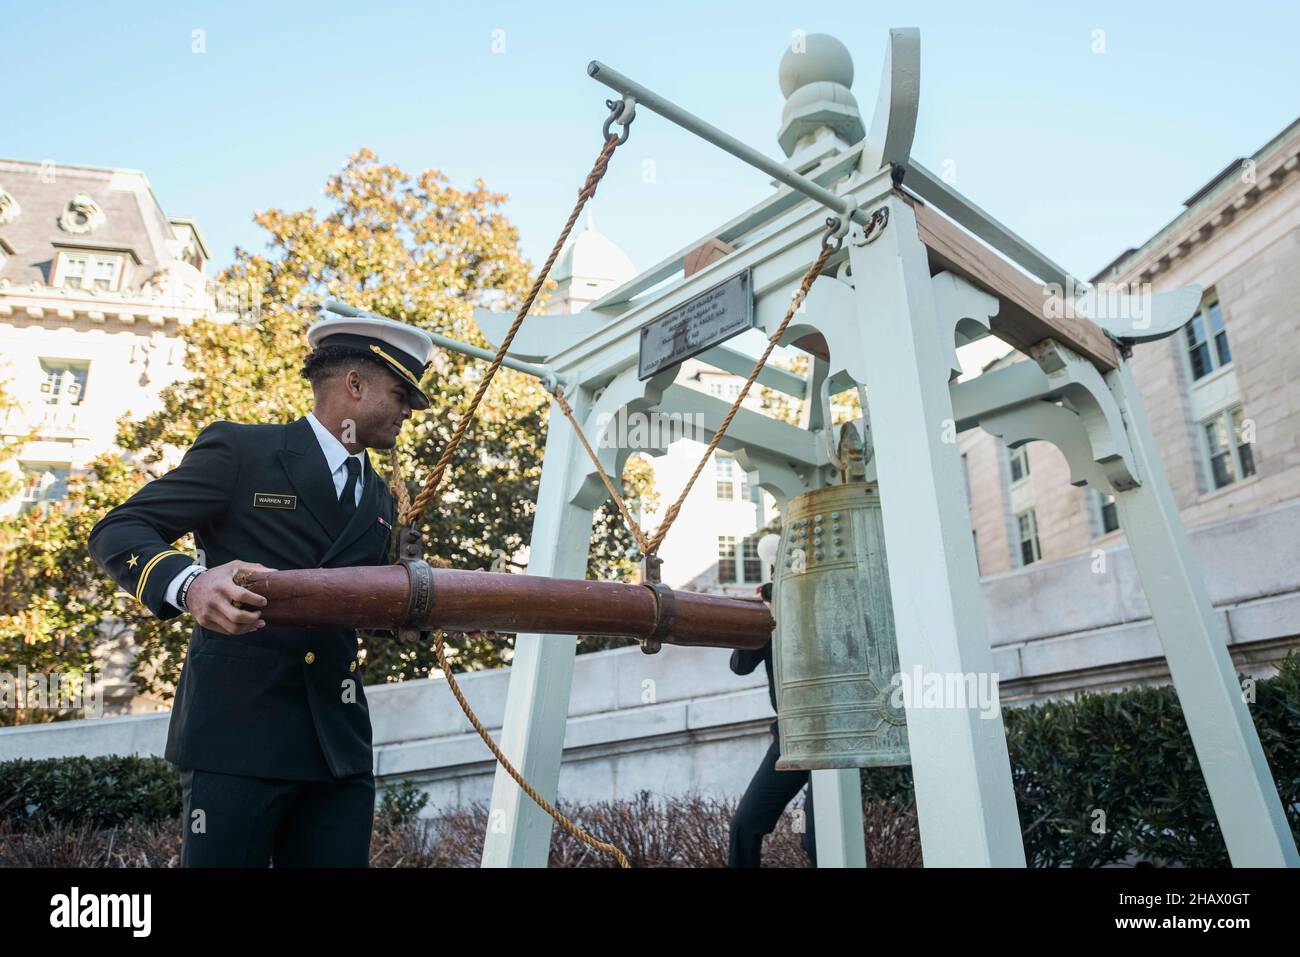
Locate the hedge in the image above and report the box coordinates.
[4,654,1297,866]
[861,652,1300,867]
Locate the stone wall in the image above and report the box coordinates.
[4,495,1298,817]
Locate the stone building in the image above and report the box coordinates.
[0,158,233,712]
[960,119,1300,579]
[957,117,1300,695]
[956,120,1300,579]
[0,158,229,517]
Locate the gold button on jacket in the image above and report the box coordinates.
[304,652,316,665]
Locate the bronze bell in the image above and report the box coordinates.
[772,476,910,770]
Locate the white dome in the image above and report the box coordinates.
[552,210,635,285]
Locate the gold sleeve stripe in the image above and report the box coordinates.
[368,344,421,386]
[135,549,188,604]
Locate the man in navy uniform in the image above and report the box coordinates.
[88,311,435,867]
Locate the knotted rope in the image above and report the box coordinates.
[386,102,633,867]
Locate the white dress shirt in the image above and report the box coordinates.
[164,413,365,610]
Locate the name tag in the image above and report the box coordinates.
[253,492,298,510]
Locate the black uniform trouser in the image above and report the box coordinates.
[728,723,817,867]
[179,767,375,867]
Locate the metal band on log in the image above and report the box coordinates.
[233,565,771,651]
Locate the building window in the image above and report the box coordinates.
[1099,491,1119,534]
[961,453,972,504]
[1088,488,1120,535]
[19,463,70,513]
[54,251,123,291]
[718,536,737,583]
[1008,445,1030,485]
[742,536,762,582]
[1185,291,1231,381]
[707,378,741,400]
[715,455,735,500]
[1203,406,1255,490]
[1016,508,1041,566]
[39,359,89,405]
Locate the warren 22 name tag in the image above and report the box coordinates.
[253,492,298,509]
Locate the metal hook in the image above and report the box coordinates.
[821,216,845,252]
[602,94,637,144]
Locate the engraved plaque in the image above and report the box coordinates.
[637,270,753,380]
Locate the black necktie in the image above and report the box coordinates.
[339,457,361,521]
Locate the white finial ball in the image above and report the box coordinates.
[779,33,854,99]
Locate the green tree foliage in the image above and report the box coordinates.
[0,149,650,708]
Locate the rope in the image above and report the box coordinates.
[430,628,630,868]
[399,132,622,530]
[390,113,631,867]
[386,447,411,519]
[551,237,839,560]
[550,388,654,559]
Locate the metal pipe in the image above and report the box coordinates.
[234,564,772,651]
[587,62,1082,291]
[323,300,560,389]
[904,162,1077,291]
[587,60,867,229]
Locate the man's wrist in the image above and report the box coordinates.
[176,566,207,612]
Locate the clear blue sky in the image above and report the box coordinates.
[7,0,1298,281]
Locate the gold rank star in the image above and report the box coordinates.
[127,554,139,569]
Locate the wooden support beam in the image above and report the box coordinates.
[906,194,1118,372]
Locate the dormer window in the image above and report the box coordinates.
[51,244,137,292]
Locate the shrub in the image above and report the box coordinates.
[861,652,1300,866]
[0,755,180,830]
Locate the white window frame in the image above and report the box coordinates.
[1008,445,1031,486]
[1183,289,1232,383]
[53,250,125,291]
[19,461,71,513]
[1088,487,1120,537]
[717,535,738,584]
[1199,405,1255,491]
[741,535,763,583]
[39,359,90,406]
[715,454,736,500]
[1015,508,1041,567]
[715,452,751,503]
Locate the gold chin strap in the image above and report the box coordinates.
[368,344,420,386]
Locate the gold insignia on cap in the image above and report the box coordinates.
[369,344,420,386]
[127,554,139,569]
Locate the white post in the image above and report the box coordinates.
[811,768,867,867]
[846,194,1026,866]
[1107,361,1299,866]
[481,392,597,868]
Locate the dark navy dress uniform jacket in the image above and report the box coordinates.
[88,416,397,781]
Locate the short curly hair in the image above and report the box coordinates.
[300,343,392,393]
